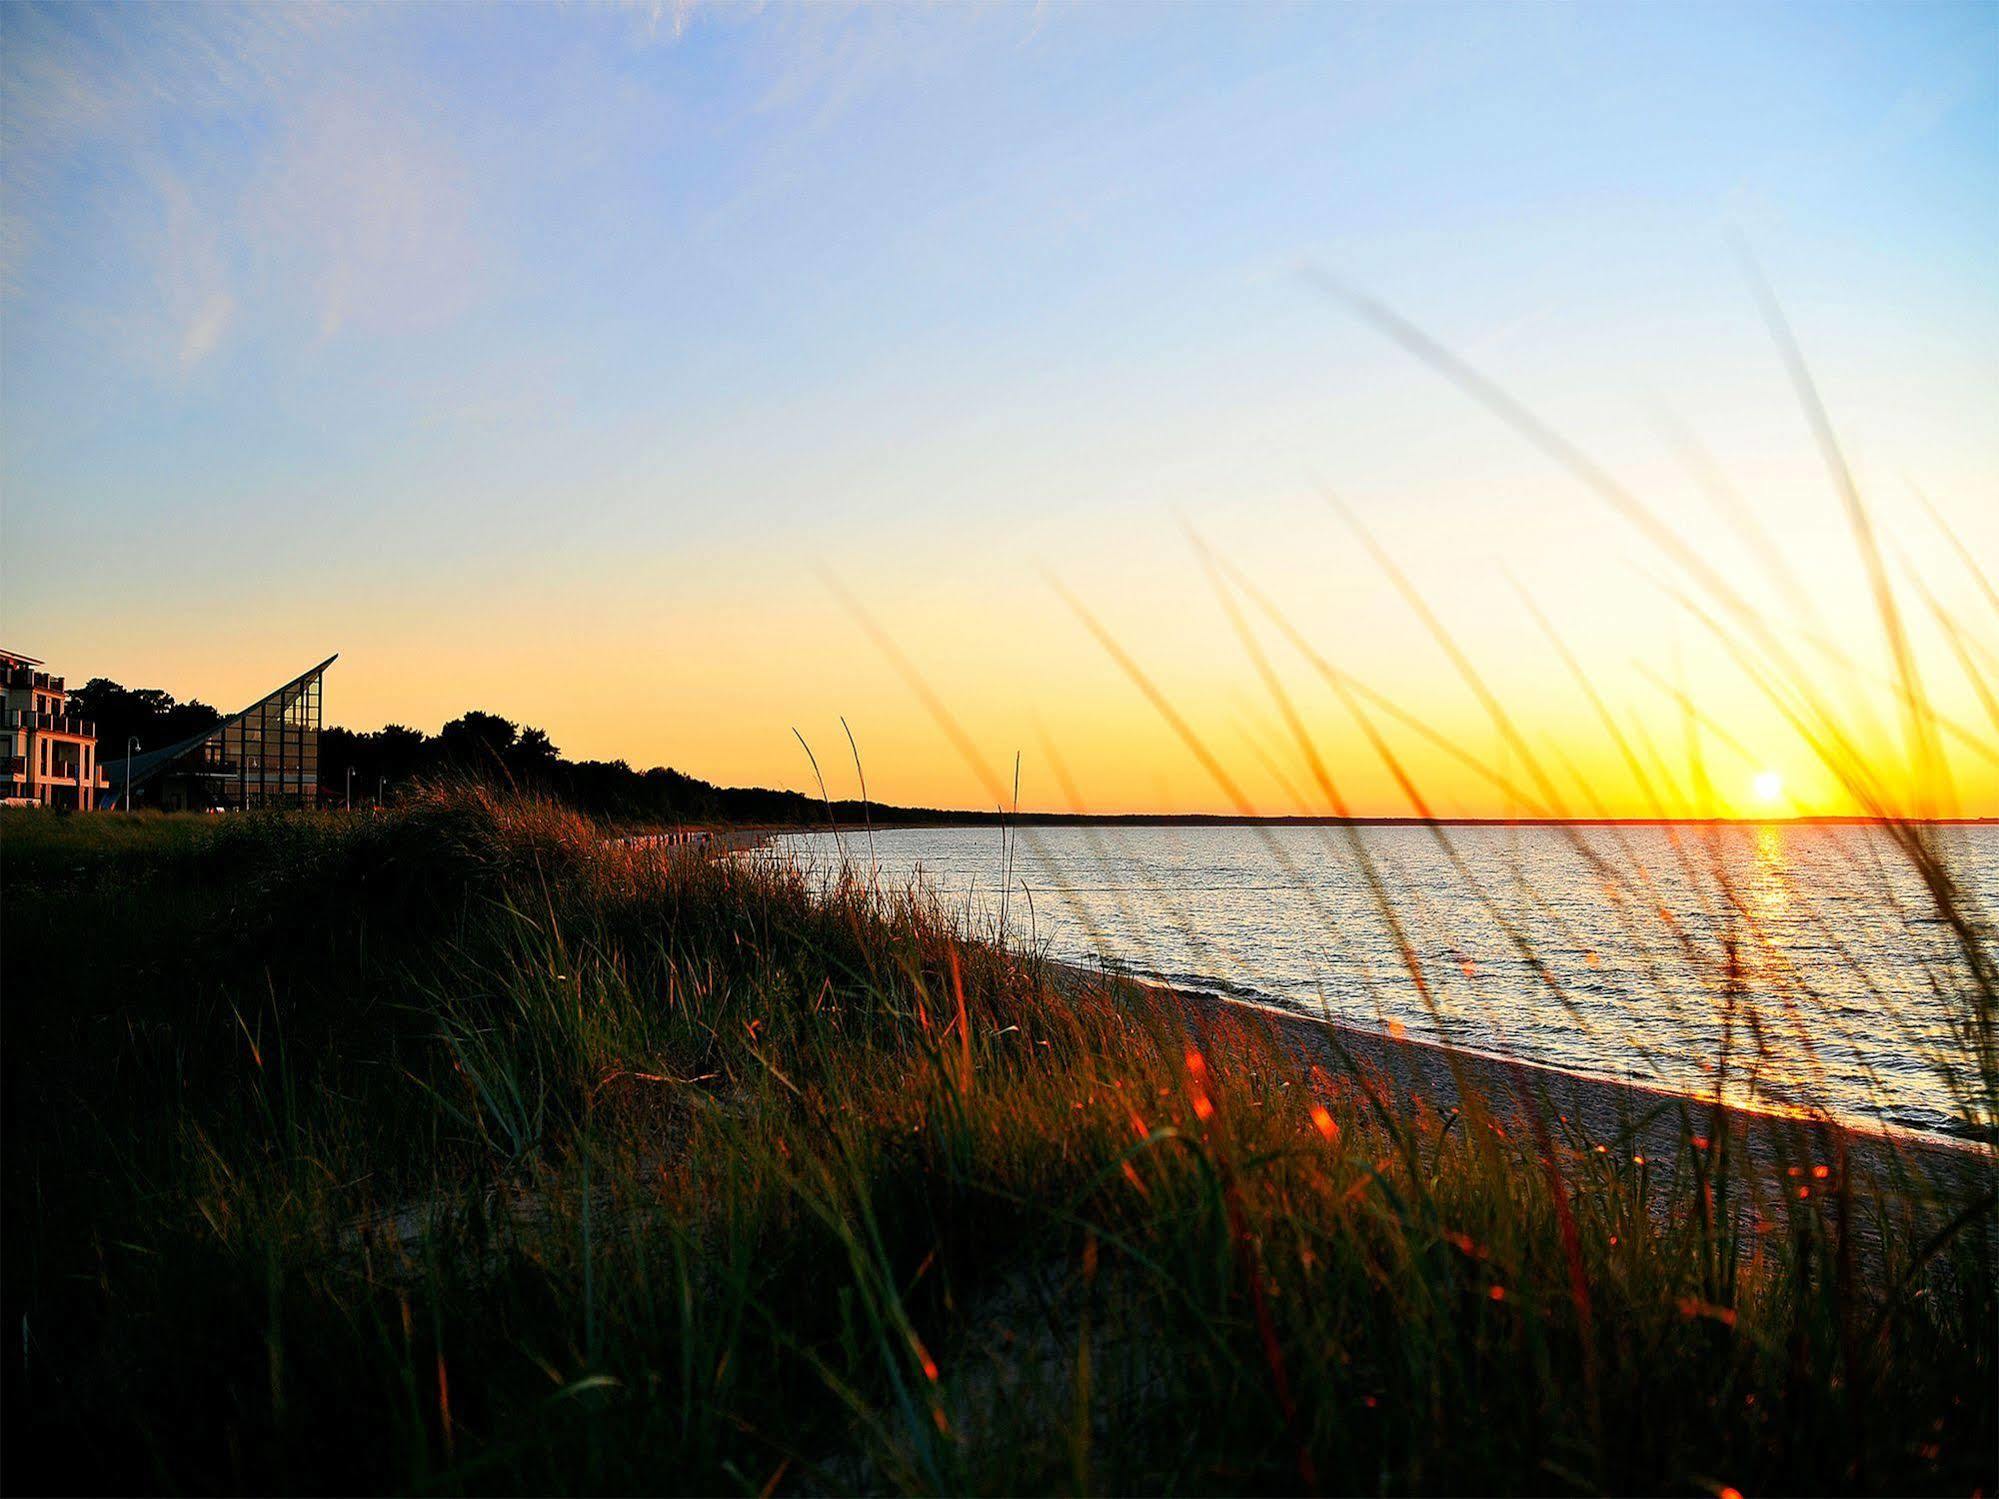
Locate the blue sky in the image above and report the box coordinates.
[4,1,1995,813]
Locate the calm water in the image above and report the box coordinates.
[778,823,1999,1138]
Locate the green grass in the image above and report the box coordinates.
[2,786,1993,1495]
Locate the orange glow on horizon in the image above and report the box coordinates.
[33,493,1998,823]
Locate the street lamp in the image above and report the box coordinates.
[345,765,355,811]
[123,735,139,812]
[376,774,387,810]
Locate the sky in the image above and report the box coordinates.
[4,1,1996,818]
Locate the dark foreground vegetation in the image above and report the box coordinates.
[3,790,1993,1495]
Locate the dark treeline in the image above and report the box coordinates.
[72,675,982,826]
[320,710,828,825]
[69,679,224,761]
[321,712,1087,827]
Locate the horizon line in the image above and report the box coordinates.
[759,808,1998,829]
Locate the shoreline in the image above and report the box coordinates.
[1046,957,1994,1208]
[758,825,1997,1163]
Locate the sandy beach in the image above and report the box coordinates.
[1051,958,1996,1233]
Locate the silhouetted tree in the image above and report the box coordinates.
[508,726,560,782]
[375,724,429,774]
[68,679,222,757]
[322,722,442,804]
[438,711,518,769]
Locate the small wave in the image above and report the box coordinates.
[1889,1112,1999,1144]
[1131,967,1279,1005]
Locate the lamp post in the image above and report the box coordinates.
[377,774,387,810]
[124,735,139,812]
[345,765,355,811]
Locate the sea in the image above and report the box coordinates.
[776,822,1998,1140]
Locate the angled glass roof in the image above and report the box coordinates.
[104,654,336,811]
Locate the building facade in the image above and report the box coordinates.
[2,650,108,810]
[104,655,335,812]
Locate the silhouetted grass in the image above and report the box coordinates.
[2,783,1992,1495]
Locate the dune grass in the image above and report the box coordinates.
[1,784,1992,1495]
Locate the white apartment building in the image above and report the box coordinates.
[2,649,108,810]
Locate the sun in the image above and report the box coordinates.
[1752,769,1784,806]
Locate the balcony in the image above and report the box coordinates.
[3,669,64,693]
[2,709,95,736]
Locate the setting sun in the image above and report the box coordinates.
[1753,769,1785,806]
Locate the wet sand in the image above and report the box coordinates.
[1050,958,1995,1230]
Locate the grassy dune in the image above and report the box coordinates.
[2,787,1993,1495]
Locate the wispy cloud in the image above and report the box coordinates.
[247,90,483,342]
[147,161,235,370]
[618,0,741,47]
[2,3,475,371]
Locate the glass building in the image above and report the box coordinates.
[105,655,336,811]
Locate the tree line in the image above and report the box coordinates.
[66,677,965,826]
